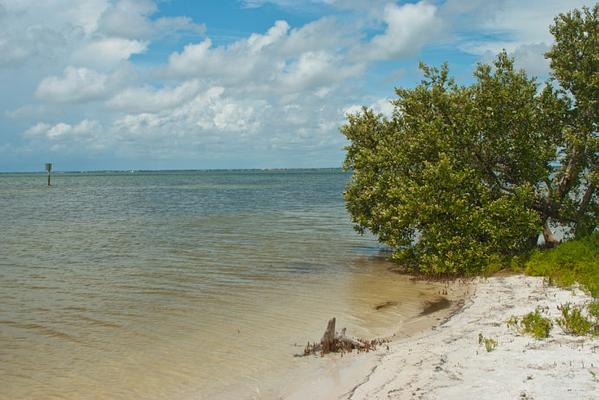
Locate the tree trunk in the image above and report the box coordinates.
[574,183,596,237]
[542,220,560,248]
[527,233,540,249]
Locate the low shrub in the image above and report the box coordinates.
[587,300,599,336]
[556,303,593,336]
[478,333,497,352]
[508,308,552,339]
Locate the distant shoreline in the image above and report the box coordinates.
[0,167,347,174]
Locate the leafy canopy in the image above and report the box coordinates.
[342,5,597,274]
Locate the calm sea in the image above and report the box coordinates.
[0,169,443,399]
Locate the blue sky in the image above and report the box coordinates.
[0,0,593,171]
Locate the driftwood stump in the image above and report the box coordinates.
[321,317,336,353]
[302,317,389,356]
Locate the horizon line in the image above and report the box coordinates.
[0,166,346,174]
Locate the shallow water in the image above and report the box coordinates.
[0,169,444,399]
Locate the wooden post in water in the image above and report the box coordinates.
[45,163,52,186]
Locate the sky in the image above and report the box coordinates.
[0,0,594,172]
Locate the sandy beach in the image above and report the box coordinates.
[287,275,598,400]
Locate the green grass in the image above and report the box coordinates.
[589,300,599,320]
[588,300,599,336]
[525,232,599,297]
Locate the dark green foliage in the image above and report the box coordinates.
[342,5,597,274]
[342,55,542,274]
[525,232,598,296]
[544,4,599,239]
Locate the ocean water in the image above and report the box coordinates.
[0,169,444,399]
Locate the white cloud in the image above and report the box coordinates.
[167,39,214,77]
[97,0,204,39]
[282,17,353,54]
[1,0,109,35]
[166,17,360,94]
[344,97,393,118]
[97,0,156,38]
[107,80,204,112]
[35,67,109,103]
[241,0,331,10]
[278,51,361,92]
[372,98,394,118]
[24,119,98,140]
[362,2,439,61]
[154,16,205,37]
[0,41,29,66]
[512,43,551,77]
[443,0,595,70]
[0,0,108,68]
[7,0,588,170]
[113,85,265,136]
[212,102,261,132]
[72,38,148,68]
[0,0,202,71]
[23,122,52,137]
[248,20,289,52]
[474,42,552,78]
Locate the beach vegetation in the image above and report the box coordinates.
[341,4,598,275]
[525,232,598,297]
[589,300,599,320]
[478,333,498,352]
[506,316,520,330]
[589,300,599,336]
[521,309,553,339]
[508,308,553,339]
[556,303,593,335]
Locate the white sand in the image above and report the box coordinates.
[286,275,598,400]
[348,275,598,400]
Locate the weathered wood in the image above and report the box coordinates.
[320,317,336,353]
[542,220,559,248]
[302,317,390,356]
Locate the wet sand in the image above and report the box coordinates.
[274,278,471,400]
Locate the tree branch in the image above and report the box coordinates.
[555,147,580,199]
[576,182,596,218]
[472,151,517,195]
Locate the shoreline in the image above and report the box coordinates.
[276,278,472,400]
[285,275,598,400]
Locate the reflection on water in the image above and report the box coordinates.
[0,170,443,400]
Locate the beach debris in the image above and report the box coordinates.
[374,301,398,310]
[301,317,390,356]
